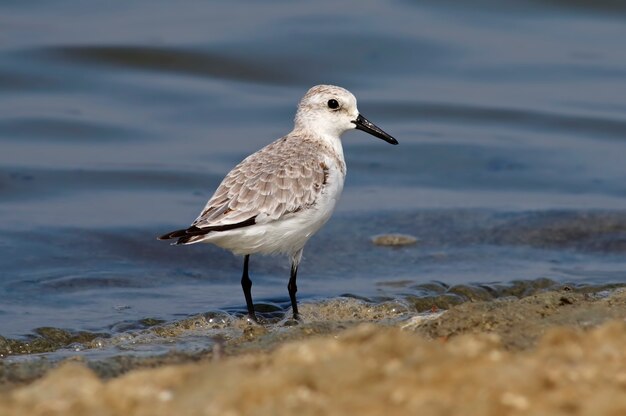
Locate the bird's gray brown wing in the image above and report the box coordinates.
[191,139,328,229]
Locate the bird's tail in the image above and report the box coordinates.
[157,227,211,245]
[157,217,257,245]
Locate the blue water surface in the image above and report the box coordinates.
[1,0,625,338]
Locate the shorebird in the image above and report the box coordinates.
[158,85,397,321]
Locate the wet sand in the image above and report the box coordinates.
[1,287,625,415]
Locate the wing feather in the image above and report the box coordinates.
[192,137,329,228]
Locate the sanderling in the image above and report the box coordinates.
[159,85,397,321]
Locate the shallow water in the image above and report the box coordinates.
[1,1,626,356]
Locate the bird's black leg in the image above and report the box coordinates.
[287,261,300,320]
[241,255,257,322]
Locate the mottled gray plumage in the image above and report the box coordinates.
[192,136,339,229]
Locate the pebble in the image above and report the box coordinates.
[371,234,419,246]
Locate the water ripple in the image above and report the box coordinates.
[369,101,626,140]
[33,45,301,85]
[0,117,145,141]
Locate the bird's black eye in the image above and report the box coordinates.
[327,99,339,109]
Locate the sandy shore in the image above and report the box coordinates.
[1,288,625,415]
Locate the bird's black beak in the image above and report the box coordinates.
[352,114,398,145]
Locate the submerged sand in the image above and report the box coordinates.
[1,288,625,415]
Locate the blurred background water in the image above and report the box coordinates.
[1,0,626,341]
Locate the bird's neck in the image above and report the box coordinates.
[293,126,345,163]
[319,132,345,164]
